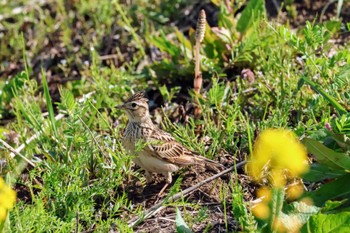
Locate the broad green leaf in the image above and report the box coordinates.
[303,163,346,182]
[176,208,192,233]
[175,28,192,51]
[301,212,350,233]
[147,31,181,59]
[329,133,350,151]
[322,200,347,212]
[302,138,350,170]
[304,174,350,207]
[236,0,265,34]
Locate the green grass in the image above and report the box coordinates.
[1,0,350,232]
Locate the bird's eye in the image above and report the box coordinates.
[131,103,137,108]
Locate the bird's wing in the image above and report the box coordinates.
[144,129,200,166]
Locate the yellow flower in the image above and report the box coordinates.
[0,207,6,221]
[286,182,305,200]
[256,186,272,202]
[272,217,288,233]
[246,129,308,186]
[252,202,270,220]
[0,177,16,221]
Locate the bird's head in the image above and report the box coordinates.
[117,91,150,122]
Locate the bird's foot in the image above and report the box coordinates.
[155,183,169,202]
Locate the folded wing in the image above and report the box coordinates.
[145,129,200,166]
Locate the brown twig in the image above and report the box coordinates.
[127,160,247,228]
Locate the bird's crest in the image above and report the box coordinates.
[125,91,148,103]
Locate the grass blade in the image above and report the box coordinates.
[41,67,58,138]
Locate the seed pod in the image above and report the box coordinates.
[195,10,206,43]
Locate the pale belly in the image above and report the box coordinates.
[137,151,179,173]
[122,135,179,173]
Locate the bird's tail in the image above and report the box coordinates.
[191,151,226,170]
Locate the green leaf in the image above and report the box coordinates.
[322,200,347,212]
[175,28,192,51]
[329,133,350,151]
[0,71,28,105]
[59,87,76,113]
[218,4,234,30]
[236,0,265,34]
[41,68,58,138]
[263,188,286,232]
[301,212,350,233]
[147,30,181,59]
[303,163,346,182]
[304,174,350,207]
[302,138,350,170]
[176,208,192,233]
[301,76,347,114]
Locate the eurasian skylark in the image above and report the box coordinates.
[118,91,223,195]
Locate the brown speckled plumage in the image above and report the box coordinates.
[118,91,222,191]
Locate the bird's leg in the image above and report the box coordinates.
[144,170,153,183]
[157,172,172,198]
[157,183,169,199]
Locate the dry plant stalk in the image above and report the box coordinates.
[194,9,206,94]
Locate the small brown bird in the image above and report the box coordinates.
[118,91,223,196]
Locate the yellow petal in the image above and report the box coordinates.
[256,186,272,202]
[0,178,4,190]
[252,202,270,220]
[286,182,304,200]
[0,206,7,221]
[270,168,286,187]
[246,128,309,185]
[0,186,16,209]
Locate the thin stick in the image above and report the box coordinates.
[157,217,176,223]
[0,139,35,167]
[127,160,247,228]
[8,113,64,159]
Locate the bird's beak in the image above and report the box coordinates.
[116,104,125,109]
